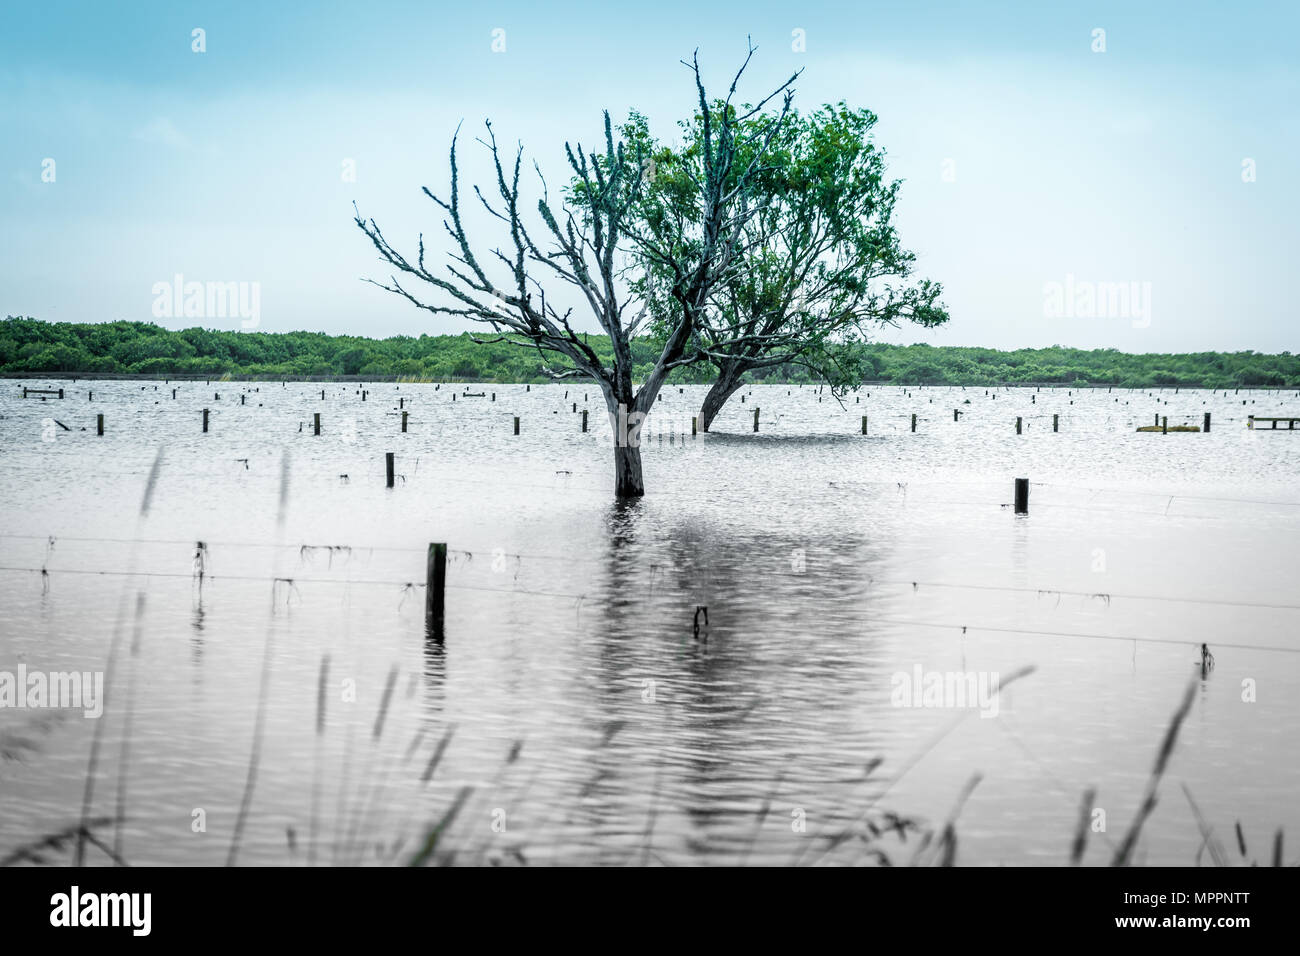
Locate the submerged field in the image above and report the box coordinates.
[1,379,1298,865]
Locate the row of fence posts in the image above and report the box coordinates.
[66,396,1223,438]
[78,408,1222,437]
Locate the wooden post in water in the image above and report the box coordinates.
[241,393,245,405]
[753,407,759,432]
[1053,414,1059,432]
[1162,416,1168,435]
[401,410,408,432]
[314,412,320,436]
[911,413,917,433]
[1155,413,1160,426]
[96,413,104,436]
[202,409,209,432]
[399,397,404,409]
[513,416,520,435]
[581,409,588,432]
[426,543,446,641]
[1204,412,1211,433]
[861,415,868,435]
[386,452,395,488]
[1014,478,1029,515]
[173,388,177,399]
[1016,416,1022,434]
[954,408,959,421]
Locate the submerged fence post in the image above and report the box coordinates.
[97,413,104,436]
[692,416,697,436]
[386,452,395,488]
[753,407,760,433]
[862,415,868,435]
[1162,416,1168,435]
[1014,478,1029,515]
[426,543,446,641]
[401,410,408,433]
[314,412,321,436]
[202,408,209,433]
[954,408,959,421]
[911,413,917,433]
[1053,414,1059,432]
[581,409,588,432]
[1204,412,1211,433]
[1016,416,1022,435]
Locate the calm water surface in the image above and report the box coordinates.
[2,380,1298,865]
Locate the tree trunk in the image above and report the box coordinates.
[698,365,747,432]
[614,443,645,498]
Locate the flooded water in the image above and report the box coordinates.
[2,379,1298,866]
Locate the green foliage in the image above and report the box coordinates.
[2,318,1297,388]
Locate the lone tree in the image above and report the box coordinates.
[627,102,948,431]
[355,49,797,496]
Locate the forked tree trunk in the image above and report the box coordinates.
[614,443,645,498]
[606,391,647,498]
[698,365,748,432]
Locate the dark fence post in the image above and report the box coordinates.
[426,543,446,641]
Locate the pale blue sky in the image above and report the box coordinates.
[2,1,1296,351]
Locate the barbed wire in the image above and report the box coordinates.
[2,534,1299,610]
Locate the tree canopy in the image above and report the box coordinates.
[622,100,947,429]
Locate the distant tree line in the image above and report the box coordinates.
[3,317,1297,388]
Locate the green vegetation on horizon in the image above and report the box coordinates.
[2,317,1297,388]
